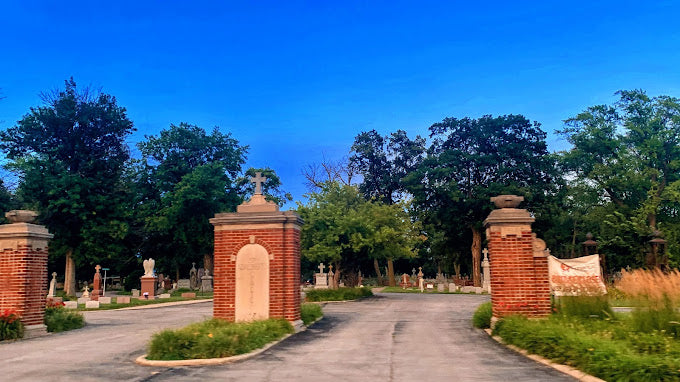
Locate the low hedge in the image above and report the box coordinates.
[147,318,294,360]
[44,306,85,332]
[472,301,492,329]
[301,303,323,325]
[304,287,373,302]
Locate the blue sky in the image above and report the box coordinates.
[1,1,679,208]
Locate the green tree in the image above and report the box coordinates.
[0,79,135,295]
[559,90,680,268]
[407,115,557,286]
[349,129,425,285]
[297,182,420,287]
[136,123,247,279]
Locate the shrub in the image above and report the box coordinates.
[472,301,492,328]
[305,287,373,302]
[300,303,323,325]
[147,318,294,360]
[0,309,23,341]
[44,305,85,332]
[555,295,613,319]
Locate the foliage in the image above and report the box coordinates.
[405,115,557,285]
[0,309,23,340]
[147,318,293,360]
[472,301,492,329]
[304,287,373,302]
[135,123,247,277]
[559,90,680,268]
[297,183,422,285]
[44,304,84,332]
[615,268,680,334]
[0,78,136,294]
[554,295,613,320]
[300,303,323,325]
[493,314,680,382]
[237,167,292,206]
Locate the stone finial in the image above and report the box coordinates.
[490,195,524,209]
[5,210,38,223]
[251,172,267,195]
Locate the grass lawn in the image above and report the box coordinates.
[380,286,475,294]
[78,293,212,311]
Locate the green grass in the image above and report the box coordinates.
[44,307,85,332]
[78,293,212,311]
[493,314,680,381]
[472,302,492,329]
[304,287,373,302]
[147,318,294,360]
[300,303,323,325]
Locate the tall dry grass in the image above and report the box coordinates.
[615,268,680,309]
[615,268,680,334]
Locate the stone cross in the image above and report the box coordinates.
[251,172,267,195]
[47,272,57,298]
[95,264,101,274]
[482,248,489,261]
[318,263,325,273]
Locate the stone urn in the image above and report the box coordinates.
[5,210,38,223]
[490,195,524,209]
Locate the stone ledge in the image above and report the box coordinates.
[484,329,605,382]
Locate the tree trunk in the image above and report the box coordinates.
[373,258,384,286]
[387,258,396,287]
[175,265,180,284]
[64,249,77,296]
[471,226,482,287]
[331,265,341,289]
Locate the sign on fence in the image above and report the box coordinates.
[548,254,607,296]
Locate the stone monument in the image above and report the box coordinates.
[47,272,57,298]
[91,265,102,301]
[481,248,491,293]
[0,210,53,338]
[314,263,328,289]
[418,266,424,292]
[189,262,198,290]
[210,172,303,328]
[140,258,157,299]
[201,269,214,292]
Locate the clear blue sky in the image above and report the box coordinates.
[1,1,679,209]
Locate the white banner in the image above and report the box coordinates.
[548,254,607,296]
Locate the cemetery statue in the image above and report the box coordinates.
[143,258,155,277]
[190,262,199,290]
[82,285,90,298]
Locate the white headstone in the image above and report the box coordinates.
[64,301,78,309]
[159,293,171,299]
[85,300,100,309]
[98,297,112,304]
[47,272,57,298]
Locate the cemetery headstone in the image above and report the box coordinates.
[91,265,102,301]
[437,283,445,292]
[64,301,78,309]
[178,279,191,289]
[140,258,158,299]
[98,297,112,304]
[314,263,328,289]
[181,292,196,298]
[131,289,140,298]
[77,297,89,305]
[159,293,171,299]
[116,296,131,304]
[482,248,491,293]
[82,285,90,298]
[201,269,213,292]
[418,266,424,292]
[47,272,57,298]
[448,283,458,293]
[189,262,198,290]
[85,300,100,309]
[400,273,410,289]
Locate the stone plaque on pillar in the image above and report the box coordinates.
[235,244,270,321]
[211,172,303,329]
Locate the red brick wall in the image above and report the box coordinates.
[0,244,49,326]
[213,226,301,323]
[488,231,551,318]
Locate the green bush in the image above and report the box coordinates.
[304,287,373,302]
[493,314,680,381]
[300,303,323,325]
[147,318,294,360]
[44,306,85,332]
[472,301,492,329]
[555,295,613,319]
[0,309,24,340]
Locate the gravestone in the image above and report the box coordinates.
[181,292,196,298]
[189,262,198,290]
[131,289,140,298]
[116,296,131,304]
[64,301,78,309]
[140,258,157,299]
[211,171,303,327]
[159,293,171,299]
[418,267,424,292]
[47,272,57,298]
[178,279,191,289]
[400,273,410,289]
[82,285,90,298]
[99,297,112,304]
[437,283,445,292]
[77,297,90,305]
[201,269,213,292]
[448,283,458,293]
[85,300,100,309]
[482,248,491,293]
[314,263,328,289]
[91,265,102,301]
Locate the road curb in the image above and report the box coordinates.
[484,329,605,382]
[135,315,323,367]
[89,298,213,312]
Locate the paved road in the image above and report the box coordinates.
[0,293,575,382]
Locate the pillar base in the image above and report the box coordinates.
[24,324,48,339]
[140,276,157,298]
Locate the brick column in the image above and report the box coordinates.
[483,195,551,324]
[210,187,303,329]
[0,210,53,338]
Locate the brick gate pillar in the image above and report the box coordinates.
[483,195,550,324]
[210,173,303,329]
[0,210,53,338]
